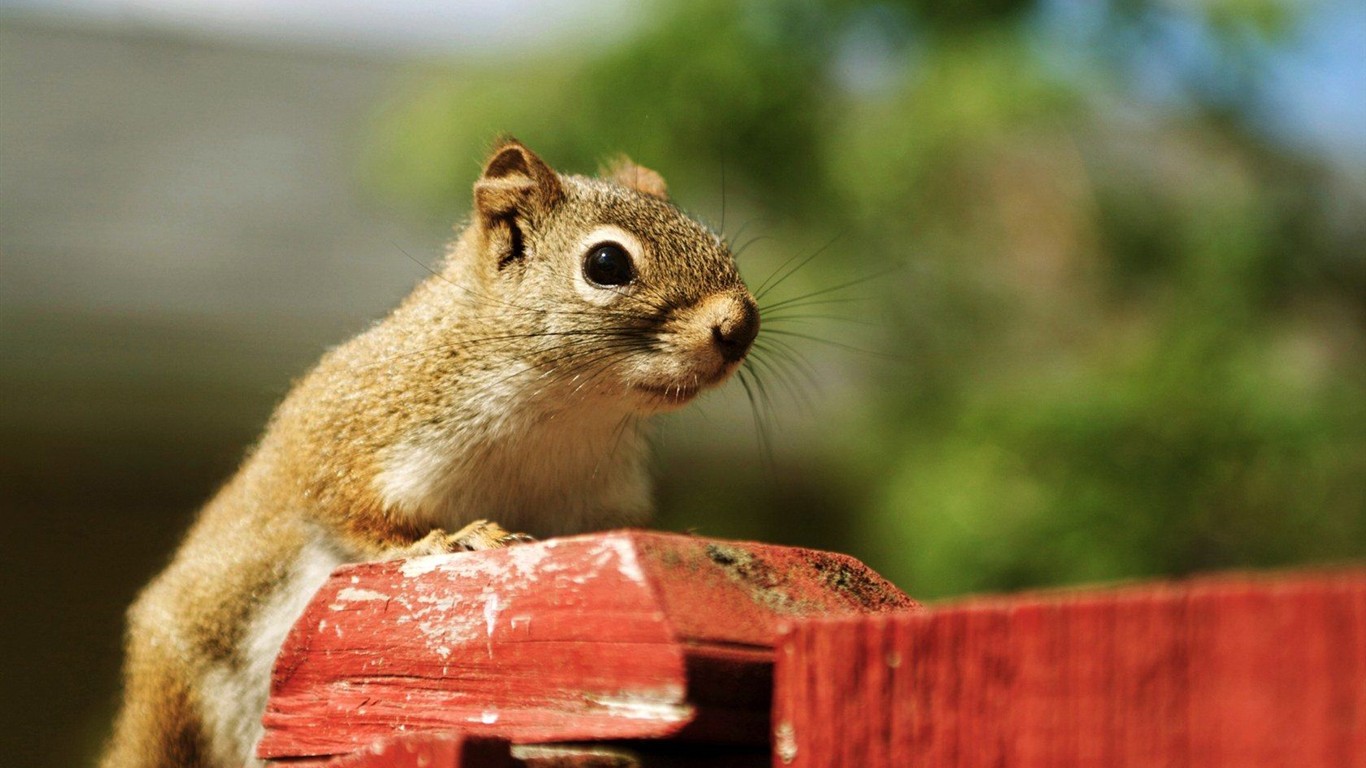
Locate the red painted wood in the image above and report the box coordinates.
[291,732,771,767]
[259,530,913,763]
[280,732,517,767]
[772,569,1366,768]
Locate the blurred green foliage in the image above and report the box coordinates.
[361,0,1364,599]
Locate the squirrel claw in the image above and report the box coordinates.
[446,519,536,552]
[402,520,534,557]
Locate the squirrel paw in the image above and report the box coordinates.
[444,519,537,552]
[403,520,535,557]
[447,519,536,551]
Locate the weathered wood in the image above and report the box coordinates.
[772,569,1366,768]
[282,732,517,767]
[281,732,770,768]
[259,530,914,763]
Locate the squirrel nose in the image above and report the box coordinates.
[711,296,760,363]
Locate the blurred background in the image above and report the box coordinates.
[2,0,1363,764]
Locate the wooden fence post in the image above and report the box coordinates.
[259,530,913,766]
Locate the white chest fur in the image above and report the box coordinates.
[199,535,345,767]
[373,370,653,537]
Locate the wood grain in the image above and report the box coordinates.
[772,569,1366,768]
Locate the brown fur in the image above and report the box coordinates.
[101,140,757,768]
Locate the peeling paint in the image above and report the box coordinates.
[336,587,389,603]
[414,616,479,657]
[775,720,798,764]
[604,538,646,584]
[483,592,501,660]
[505,544,549,578]
[399,555,446,578]
[585,689,690,722]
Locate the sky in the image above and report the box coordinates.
[1261,0,1366,165]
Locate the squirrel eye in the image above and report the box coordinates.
[583,242,635,287]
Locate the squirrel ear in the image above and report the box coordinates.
[474,138,564,225]
[603,155,669,200]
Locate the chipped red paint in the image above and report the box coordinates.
[258,530,914,763]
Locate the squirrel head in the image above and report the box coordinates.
[446,137,758,414]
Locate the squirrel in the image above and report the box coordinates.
[100,138,760,768]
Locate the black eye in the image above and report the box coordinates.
[583,242,635,287]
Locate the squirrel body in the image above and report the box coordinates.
[101,140,758,768]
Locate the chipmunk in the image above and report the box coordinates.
[100,138,759,768]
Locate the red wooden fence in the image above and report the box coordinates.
[259,530,1365,767]
[773,570,1366,767]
